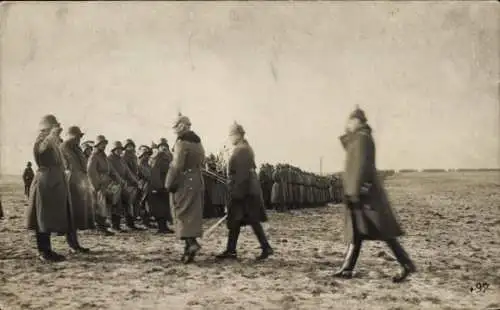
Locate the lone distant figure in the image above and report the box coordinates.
[166,113,205,264]
[216,122,274,261]
[334,106,416,283]
[26,115,70,262]
[22,162,35,198]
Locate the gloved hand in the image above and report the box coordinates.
[360,182,372,196]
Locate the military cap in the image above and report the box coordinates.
[349,105,367,123]
[39,114,60,131]
[172,113,191,129]
[124,139,136,148]
[94,135,108,147]
[229,121,245,136]
[67,126,84,137]
[158,138,169,148]
[138,145,151,158]
[111,141,124,152]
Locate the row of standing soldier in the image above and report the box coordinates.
[202,162,343,218]
[24,115,179,262]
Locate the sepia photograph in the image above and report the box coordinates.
[0,1,499,309]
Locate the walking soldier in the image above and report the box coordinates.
[334,106,416,283]
[165,114,205,264]
[216,122,274,261]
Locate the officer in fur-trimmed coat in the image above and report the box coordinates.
[215,122,274,261]
[334,106,416,283]
[165,114,205,264]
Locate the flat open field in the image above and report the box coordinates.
[1,172,499,310]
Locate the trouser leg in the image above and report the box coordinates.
[227,226,241,253]
[386,238,414,267]
[36,232,52,254]
[250,222,271,250]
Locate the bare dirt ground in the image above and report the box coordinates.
[1,171,499,310]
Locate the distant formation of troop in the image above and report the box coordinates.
[201,161,343,218]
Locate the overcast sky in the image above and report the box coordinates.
[1,2,498,176]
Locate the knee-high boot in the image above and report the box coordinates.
[333,241,362,278]
[111,214,124,232]
[36,232,65,262]
[216,227,240,260]
[66,231,90,253]
[251,222,274,260]
[182,238,201,264]
[386,238,416,283]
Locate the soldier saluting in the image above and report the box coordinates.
[334,106,416,283]
[26,115,71,262]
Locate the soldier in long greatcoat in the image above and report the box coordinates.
[108,141,140,231]
[216,122,274,261]
[26,115,70,262]
[122,139,143,227]
[137,145,154,228]
[165,114,205,264]
[60,126,93,253]
[334,106,416,283]
[87,135,121,236]
[148,138,174,233]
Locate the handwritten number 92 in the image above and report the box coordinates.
[470,282,489,293]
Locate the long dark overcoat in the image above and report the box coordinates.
[226,140,267,229]
[108,153,138,215]
[87,149,123,217]
[60,138,94,230]
[341,124,404,243]
[148,151,172,221]
[165,131,205,239]
[26,133,71,233]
